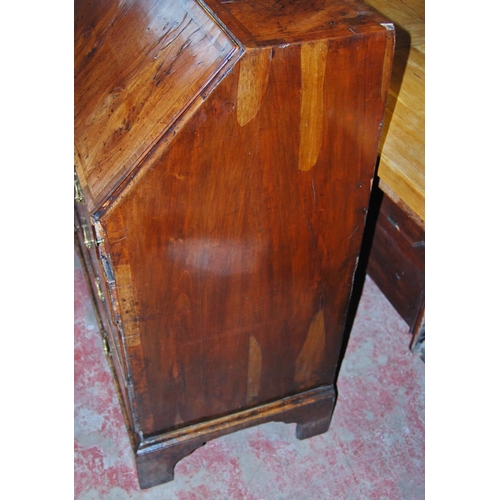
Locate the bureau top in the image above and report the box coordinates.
[204,0,392,46]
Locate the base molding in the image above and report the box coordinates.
[135,385,336,489]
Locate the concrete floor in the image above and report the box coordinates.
[74,250,424,499]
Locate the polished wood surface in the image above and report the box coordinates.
[75,0,394,487]
[364,0,424,221]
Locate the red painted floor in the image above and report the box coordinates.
[74,249,424,499]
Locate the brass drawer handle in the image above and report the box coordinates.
[95,277,106,302]
[74,172,84,203]
[80,220,104,249]
[82,222,94,248]
[102,335,111,357]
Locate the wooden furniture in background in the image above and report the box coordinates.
[363,0,424,349]
[74,0,394,488]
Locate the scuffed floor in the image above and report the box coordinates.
[75,249,424,499]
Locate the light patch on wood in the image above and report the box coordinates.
[237,49,272,127]
[295,309,325,386]
[298,40,329,171]
[247,334,262,402]
[115,264,141,346]
[381,28,396,101]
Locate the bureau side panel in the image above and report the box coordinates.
[102,30,393,436]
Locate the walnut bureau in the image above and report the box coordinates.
[74,0,394,488]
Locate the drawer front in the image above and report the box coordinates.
[367,190,425,332]
[74,203,135,433]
